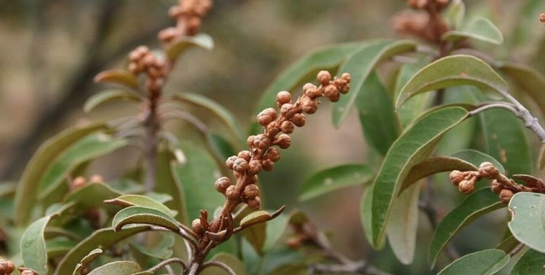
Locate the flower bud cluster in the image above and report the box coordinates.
[0,258,15,275]
[407,0,448,10]
[127,46,167,95]
[159,0,213,43]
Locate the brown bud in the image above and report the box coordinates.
[301,97,318,114]
[285,236,302,249]
[302,83,317,96]
[225,185,239,200]
[0,259,15,275]
[20,270,37,275]
[238,150,252,161]
[143,54,156,66]
[449,170,465,186]
[262,159,274,171]
[479,162,499,178]
[341,73,351,82]
[324,84,340,102]
[215,177,231,193]
[168,5,182,17]
[247,175,258,185]
[276,91,292,107]
[491,180,502,194]
[499,189,514,204]
[266,121,281,136]
[90,174,104,183]
[280,121,295,134]
[292,113,306,127]
[247,135,256,148]
[257,108,277,126]
[247,196,261,210]
[243,184,260,199]
[226,156,238,170]
[458,180,474,194]
[128,62,139,74]
[274,134,291,149]
[233,158,249,174]
[192,219,203,236]
[247,160,262,175]
[541,13,545,24]
[71,176,87,190]
[253,134,270,150]
[317,70,331,86]
[267,147,281,162]
[280,103,296,118]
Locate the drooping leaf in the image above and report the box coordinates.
[442,17,504,45]
[73,249,103,275]
[166,33,214,61]
[333,40,417,127]
[371,106,468,248]
[508,192,545,253]
[112,206,180,232]
[235,209,269,254]
[94,70,139,89]
[436,249,509,275]
[396,55,507,108]
[84,90,143,113]
[509,249,545,275]
[355,71,400,155]
[450,149,505,173]
[15,122,107,225]
[386,182,421,265]
[201,253,249,275]
[20,215,56,275]
[87,261,142,275]
[429,188,504,267]
[499,62,545,117]
[105,194,175,217]
[443,0,465,29]
[54,226,150,275]
[299,164,373,201]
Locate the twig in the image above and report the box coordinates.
[508,243,525,257]
[201,261,237,275]
[147,257,187,273]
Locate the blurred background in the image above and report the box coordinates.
[0,0,544,274]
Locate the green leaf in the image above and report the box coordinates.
[386,182,421,265]
[112,206,180,232]
[84,90,143,113]
[508,192,545,253]
[510,249,545,275]
[166,33,214,61]
[15,122,107,225]
[450,149,505,173]
[371,106,468,248]
[20,215,56,275]
[251,42,364,134]
[333,40,417,127]
[437,249,509,275]
[361,185,383,248]
[394,60,431,128]
[442,17,504,45]
[240,211,271,229]
[55,226,150,275]
[499,62,545,117]
[241,213,268,254]
[201,253,249,275]
[429,188,504,267]
[105,194,175,217]
[39,134,127,202]
[396,55,507,108]
[94,70,139,89]
[443,0,465,29]
[88,261,142,275]
[156,150,187,223]
[130,233,174,260]
[480,109,532,175]
[65,182,123,211]
[299,164,373,201]
[46,239,78,258]
[355,71,400,155]
[73,249,103,275]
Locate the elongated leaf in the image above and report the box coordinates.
[437,249,509,275]
[65,182,123,211]
[130,234,174,260]
[356,71,400,155]
[88,261,142,275]
[112,206,180,232]
[510,249,545,275]
[73,249,103,275]
[508,192,545,253]
[396,55,507,108]
[333,40,417,126]
[429,189,504,267]
[360,185,385,249]
[240,211,271,229]
[169,93,243,143]
[21,215,55,275]
[15,122,107,225]
[201,253,249,275]
[371,106,468,248]
[166,33,214,61]
[451,149,505,173]
[240,211,268,254]
[54,226,150,275]
[84,90,142,113]
[386,182,421,265]
[156,151,187,223]
[394,60,431,128]
[401,157,476,192]
[94,70,139,89]
[39,135,127,201]
[499,62,545,117]
[105,194,175,217]
[443,0,465,29]
[299,164,373,201]
[251,42,365,134]
[442,17,504,45]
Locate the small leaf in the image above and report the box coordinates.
[21,215,56,275]
[443,0,465,29]
[112,206,181,232]
[201,253,249,275]
[510,249,545,275]
[396,55,507,108]
[371,106,468,248]
[508,192,545,253]
[14,122,107,225]
[355,71,400,155]
[94,70,139,89]
[240,211,272,229]
[499,62,545,117]
[234,206,267,254]
[84,90,143,113]
[299,164,373,201]
[166,33,214,61]
[88,261,142,275]
[429,188,504,267]
[105,194,175,217]
[437,249,509,275]
[386,182,421,265]
[73,249,103,275]
[442,17,504,45]
[333,40,417,127]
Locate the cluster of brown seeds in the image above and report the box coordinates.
[407,0,448,10]
[159,0,212,43]
[0,258,14,275]
[127,46,168,96]
[540,13,545,25]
